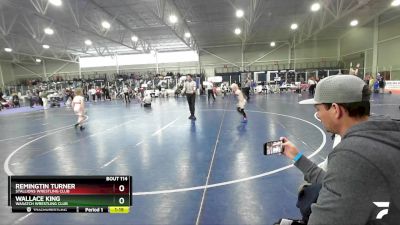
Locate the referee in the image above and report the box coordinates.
[182,74,197,120]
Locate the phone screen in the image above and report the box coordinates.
[264,140,283,155]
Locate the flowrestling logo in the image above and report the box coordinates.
[373,202,390,219]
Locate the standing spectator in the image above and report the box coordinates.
[89,87,96,102]
[364,73,371,86]
[101,86,106,101]
[95,86,102,101]
[37,90,43,106]
[65,88,73,104]
[379,75,386,94]
[83,88,89,102]
[64,88,72,107]
[128,86,133,99]
[182,74,197,120]
[40,90,48,109]
[104,87,111,101]
[369,75,375,92]
[123,85,130,103]
[308,77,317,96]
[315,76,320,84]
[207,81,215,102]
[243,76,252,100]
[26,89,34,108]
[373,79,380,93]
[221,83,227,98]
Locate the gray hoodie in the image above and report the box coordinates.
[295,116,400,225]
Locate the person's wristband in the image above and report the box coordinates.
[293,152,303,162]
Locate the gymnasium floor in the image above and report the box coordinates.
[0,92,399,225]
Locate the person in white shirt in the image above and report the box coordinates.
[182,74,197,120]
[72,88,85,131]
[308,77,317,96]
[89,87,96,102]
[143,93,152,107]
[221,83,227,98]
[123,85,130,103]
[349,63,360,76]
[230,83,247,123]
[207,81,215,102]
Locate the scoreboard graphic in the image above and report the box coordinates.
[8,176,132,213]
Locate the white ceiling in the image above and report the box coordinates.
[0,0,398,63]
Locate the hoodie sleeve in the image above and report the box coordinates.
[308,149,386,225]
[294,156,326,184]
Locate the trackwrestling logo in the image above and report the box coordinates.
[373,202,389,219]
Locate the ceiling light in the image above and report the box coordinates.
[35,58,42,63]
[4,48,12,52]
[169,15,178,24]
[101,21,111,29]
[42,45,50,49]
[391,0,400,6]
[311,3,321,12]
[350,19,358,26]
[236,9,244,18]
[184,32,191,38]
[234,28,241,35]
[84,39,92,45]
[131,36,138,42]
[49,0,62,6]
[270,42,276,47]
[44,27,54,35]
[291,23,298,30]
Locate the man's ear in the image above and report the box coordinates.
[331,103,343,119]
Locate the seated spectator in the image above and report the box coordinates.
[12,93,20,107]
[276,75,400,224]
[142,94,152,107]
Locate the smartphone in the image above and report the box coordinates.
[264,140,283,155]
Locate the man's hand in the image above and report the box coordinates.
[280,137,299,160]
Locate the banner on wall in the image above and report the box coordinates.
[203,81,211,86]
[80,51,199,68]
[385,80,400,89]
[385,80,400,94]
[207,76,222,82]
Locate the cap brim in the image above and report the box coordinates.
[299,98,319,105]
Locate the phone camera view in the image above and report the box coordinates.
[264,140,283,155]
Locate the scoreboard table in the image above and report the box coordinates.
[8,176,132,213]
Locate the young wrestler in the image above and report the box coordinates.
[72,88,85,131]
[230,83,247,123]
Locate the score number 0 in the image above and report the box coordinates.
[118,184,126,205]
